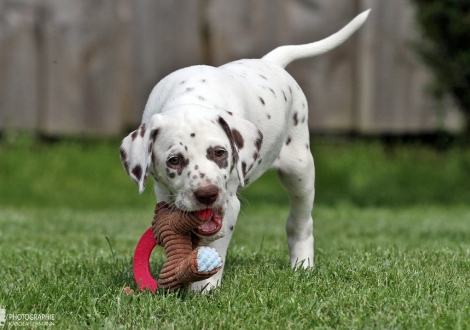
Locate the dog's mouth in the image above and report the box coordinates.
[196,208,223,236]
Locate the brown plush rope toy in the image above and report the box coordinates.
[151,201,223,291]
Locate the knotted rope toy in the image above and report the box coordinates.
[133,201,223,291]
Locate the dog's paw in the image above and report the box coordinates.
[196,247,222,272]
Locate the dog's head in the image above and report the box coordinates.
[120,105,262,235]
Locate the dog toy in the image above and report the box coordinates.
[133,202,222,291]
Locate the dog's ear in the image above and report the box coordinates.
[119,114,162,194]
[217,113,263,187]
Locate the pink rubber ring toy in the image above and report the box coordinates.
[133,227,158,292]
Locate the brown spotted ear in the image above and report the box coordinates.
[119,114,162,194]
[217,113,263,187]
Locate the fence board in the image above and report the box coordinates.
[207,0,289,66]
[130,0,202,129]
[0,0,39,131]
[286,0,358,132]
[356,0,463,133]
[0,0,465,135]
[37,0,134,135]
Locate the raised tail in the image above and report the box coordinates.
[262,9,371,68]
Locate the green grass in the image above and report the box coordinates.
[1,136,470,328]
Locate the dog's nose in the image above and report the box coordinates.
[194,185,219,205]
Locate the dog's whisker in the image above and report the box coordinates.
[236,193,249,207]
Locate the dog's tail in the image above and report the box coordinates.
[262,9,371,68]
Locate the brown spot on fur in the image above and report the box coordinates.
[242,162,247,177]
[254,130,263,151]
[218,117,240,171]
[191,133,195,137]
[231,129,244,149]
[132,165,142,181]
[259,97,265,105]
[119,147,127,161]
[283,91,287,102]
[166,153,189,175]
[286,137,291,145]
[199,172,205,178]
[131,130,138,140]
[166,168,175,179]
[206,146,229,169]
[267,114,271,120]
[293,112,299,126]
[227,111,233,116]
[140,124,146,137]
[150,129,159,142]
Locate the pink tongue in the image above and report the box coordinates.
[198,209,213,221]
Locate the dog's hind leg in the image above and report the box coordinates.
[273,122,315,269]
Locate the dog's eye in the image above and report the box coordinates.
[214,149,226,157]
[168,157,180,166]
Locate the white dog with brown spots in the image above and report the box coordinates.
[120,10,370,291]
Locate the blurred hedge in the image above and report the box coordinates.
[411,0,470,130]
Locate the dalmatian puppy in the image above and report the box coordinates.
[120,10,370,291]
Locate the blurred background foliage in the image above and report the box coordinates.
[1,135,469,210]
[411,0,470,130]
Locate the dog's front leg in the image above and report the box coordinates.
[191,194,240,292]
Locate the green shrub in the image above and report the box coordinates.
[410,0,470,130]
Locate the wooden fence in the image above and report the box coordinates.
[0,0,464,136]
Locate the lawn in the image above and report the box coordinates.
[0,135,469,329]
